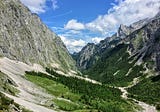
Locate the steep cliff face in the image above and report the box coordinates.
[126,16,160,70]
[0,0,76,72]
[117,24,132,38]
[72,43,97,70]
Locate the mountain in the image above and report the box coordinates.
[73,11,160,109]
[0,0,76,72]
[74,14,159,72]
[73,25,127,70]
[75,11,160,82]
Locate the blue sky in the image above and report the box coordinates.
[39,0,114,27]
[20,0,160,53]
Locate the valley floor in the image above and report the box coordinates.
[0,57,158,112]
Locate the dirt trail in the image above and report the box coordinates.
[118,77,157,112]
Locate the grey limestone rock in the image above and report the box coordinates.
[0,0,76,72]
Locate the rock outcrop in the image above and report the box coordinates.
[117,24,132,38]
[72,43,97,70]
[127,16,160,71]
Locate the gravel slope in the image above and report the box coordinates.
[0,57,55,112]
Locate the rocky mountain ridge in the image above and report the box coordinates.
[124,16,160,68]
[74,12,160,71]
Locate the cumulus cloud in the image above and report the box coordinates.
[53,27,106,53]
[59,35,86,53]
[65,0,160,36]
[91,37,105,44]
[20,0,58,14]
[86,0,160,35]
[20,0,46,13]
[64,19,85,30]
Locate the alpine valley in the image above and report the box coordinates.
[0,0,160,112]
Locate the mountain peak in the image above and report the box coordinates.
[117,24,131,38]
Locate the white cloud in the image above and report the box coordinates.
[91,37,105,44]
[59,35,86,53]
[20,0,58,14]
[20,0,46,13]
[71,39,86,47]
[64,19,85,30]
[69,30,81,34]
[86,0,160,35]
[51,0,59,10]
[64,0,160,36]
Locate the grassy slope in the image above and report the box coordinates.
[81,42,160,110]
[25,74,83,111]
[84,44,144,86]
[25,71,135,112]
